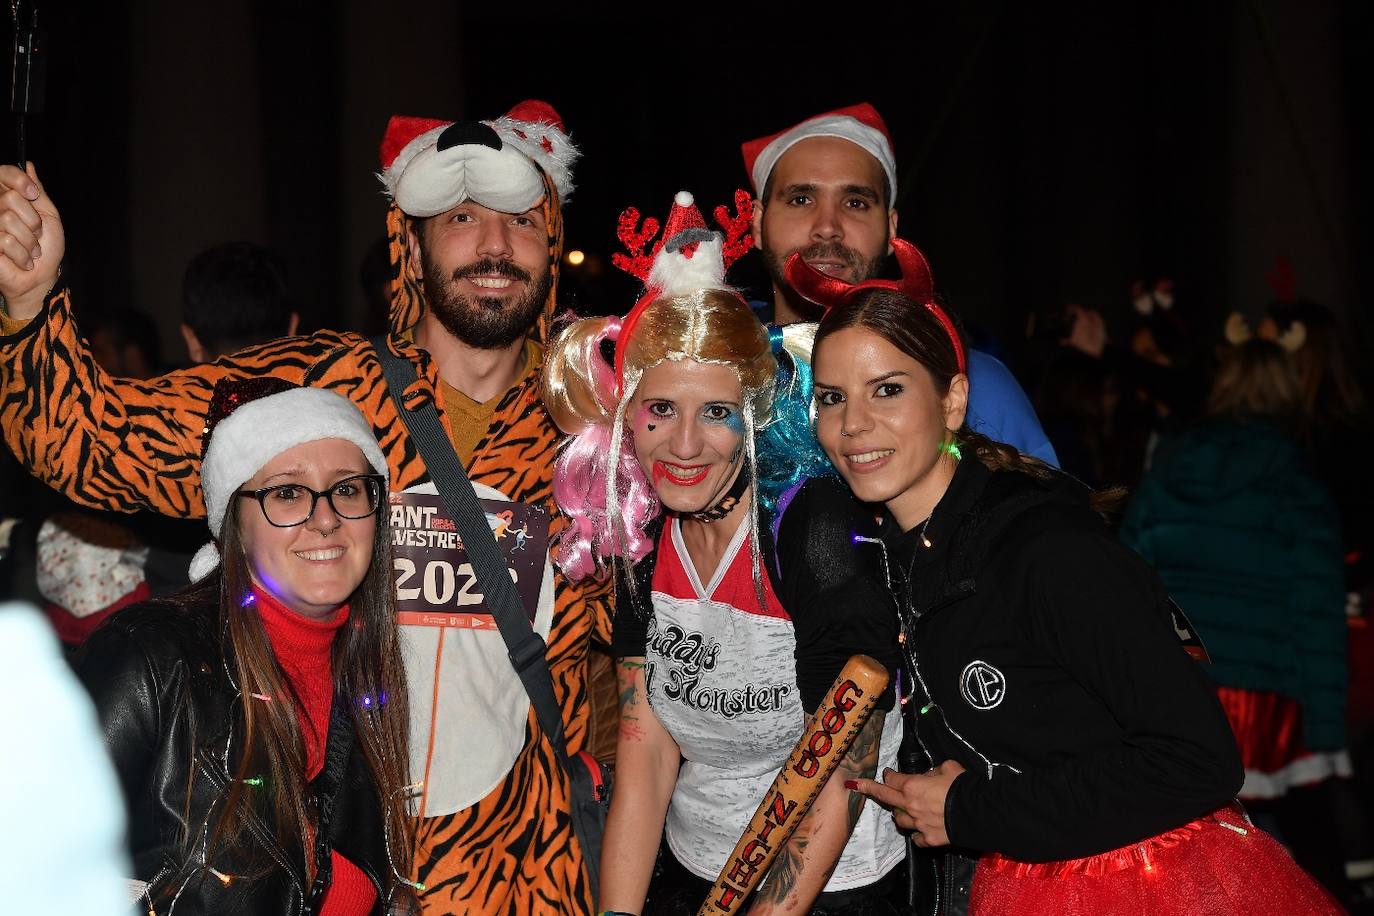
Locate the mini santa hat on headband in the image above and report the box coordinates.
[188,377,389,582]
[610,189,754,393]
[741,102,897,205]
[378,99,579,217]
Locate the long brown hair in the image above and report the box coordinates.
[1265,300,1367,427]
[1205,338,1303,423]
[194,492,413,896]
[815,289,1122,514]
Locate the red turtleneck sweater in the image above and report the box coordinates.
[255,585,377,916]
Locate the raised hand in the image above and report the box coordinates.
[0,163,65,321]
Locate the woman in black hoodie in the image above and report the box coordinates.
[782,242,1339,915]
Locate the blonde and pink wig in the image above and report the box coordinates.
[542,288,777,583]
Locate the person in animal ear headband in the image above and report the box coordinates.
[543,191,910,913]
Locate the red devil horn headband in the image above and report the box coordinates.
[784,238,966,374]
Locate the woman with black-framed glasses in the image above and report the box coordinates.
[72,378,417,915]
[237,473,387,528]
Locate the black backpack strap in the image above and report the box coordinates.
[369,337,571,766]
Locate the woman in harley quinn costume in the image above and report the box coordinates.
[787,241,1342,915]
[542,191,907,914]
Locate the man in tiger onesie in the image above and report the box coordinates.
[0,100,611,915]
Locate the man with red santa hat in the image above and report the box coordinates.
[742,103,1059,465]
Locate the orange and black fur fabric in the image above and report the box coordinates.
[0,185,612,914]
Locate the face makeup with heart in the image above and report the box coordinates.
[630,359,747,514]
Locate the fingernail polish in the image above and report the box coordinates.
[843,780,858,790]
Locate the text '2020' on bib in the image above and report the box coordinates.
[390,490,547,629]
[393,483,555,816]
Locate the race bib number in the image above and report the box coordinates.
[389,492,548,629]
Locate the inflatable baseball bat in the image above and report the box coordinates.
[697,655,889,915]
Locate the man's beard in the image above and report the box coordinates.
[420,253,552,349]
[764,241,886,320]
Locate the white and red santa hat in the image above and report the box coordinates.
[741,102,897,205]
[189,377,389,582]
[378,99,579,217]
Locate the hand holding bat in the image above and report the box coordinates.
[697,655,889,916]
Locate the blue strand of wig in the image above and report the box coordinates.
[755,331,836,515]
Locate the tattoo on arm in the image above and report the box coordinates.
[755,833,809,906]
[839,710,885,829]
[752,711,886,908]
[617,659,647,743]
[617,659,645,709]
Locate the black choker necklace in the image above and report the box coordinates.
[686,463,750,523]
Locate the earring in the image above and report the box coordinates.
[939,434,962,460]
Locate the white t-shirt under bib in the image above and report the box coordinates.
[643,517,904,892]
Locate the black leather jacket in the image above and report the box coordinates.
[74,598,396,915]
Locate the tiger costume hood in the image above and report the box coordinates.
[377,100,579,344]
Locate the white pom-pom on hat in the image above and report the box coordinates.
[189,543,221,583]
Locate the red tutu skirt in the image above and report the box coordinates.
[968,804,1344,915]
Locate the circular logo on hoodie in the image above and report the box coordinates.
[959,660,1006,710]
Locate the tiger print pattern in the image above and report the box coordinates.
[0,170,612,915]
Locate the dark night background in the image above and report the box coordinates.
[4,1,1369,378]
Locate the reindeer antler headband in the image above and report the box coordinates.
[609,189,754,395]
[784,238,966,374]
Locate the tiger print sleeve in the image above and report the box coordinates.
[574,570,613,650]
[0,287,314,517]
